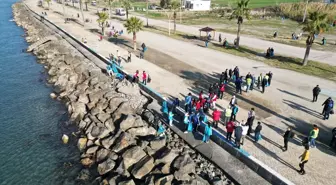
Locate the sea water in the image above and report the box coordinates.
[0,0,80,184]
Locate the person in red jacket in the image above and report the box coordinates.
[199,91,204,103]
[219,83,225,99]
[196,100,202,111]
[142,71,147,85]
[212,108,221,128]
[226,120,235,142]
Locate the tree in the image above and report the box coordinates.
[124,17,144,50]
[97,12,109,35]
[169,0,180,33]
[79,0,85,23]
[84,0,89,11]
[230,0,251,48]
[108,0,114,18]
[45,0,51,9]
[121,0,132,19]
[302,11,328,66]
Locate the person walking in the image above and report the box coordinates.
[187,113,194,133]
[223,69,228,83]
[229,69,233,80]
[261,76,267,93]
[183,112,189,133]
[234,122,243,149]
[298,147,310,175]
[127,51,131,63]
[226,120,235,142]
[241,122,249,146]
[247,108,255,136]
[202,123,213,143]
[312,85,321,102]
[168,110,174,126]
[231,104,239,121]
[184,93,192,114]
[254,122,262,142]
[142,71,147,85]
[322,97,334,120]
[308,125,319,148]
[212,108,221,128]
[219,83,225,99]
[267,71,273,86]
[219,72,225,84]
[283,127,294,151]
[224,106,232,124]
[257,73,262,89]
[191,112,200,132]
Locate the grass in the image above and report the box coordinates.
[143,25,336,82]
[211,0,301,8]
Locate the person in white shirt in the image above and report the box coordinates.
[247,108,255,135]
[241,122,249,145]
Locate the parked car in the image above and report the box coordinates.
[115,8,126,16]
[91,1,96,6]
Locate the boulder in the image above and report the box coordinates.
[119,115,146,131]
[190,175,210,185]
[70,102,86,121]
[111,132,136,153]
[50,93,57,99]
[115,160,131,177]
[131,156,155,179]
[154,175,174,185]
[101,135,115,149]
[119,179,135,185]
[107,97,127,113]
[78,120,87,130]
[173,154,196,175]
[155,148,178,165]
[77,138,88,151]
[97,113,111,123]
[97,158,116,175]
[96,148,110,162]
[86,145,99,154]
[78,94,89,104]
[104,118,115,132]
[142,110,155,125]
[174,170,191,181]
[81,157,94,167]
[76,169,90,182]
[112,102,135,122]
[127,126,156,137]
[150,138,167,151]
[91,126,110,139]
[121,146,147,169]
[160,163,171,174]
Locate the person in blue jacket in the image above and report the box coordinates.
[203,123,213,143]
[162,99,168,114]
[187,112,195,133]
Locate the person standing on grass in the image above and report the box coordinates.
[185,93,192,114]
[247,108,255,136]
[234,122,243,149]
[261,76,267,93]
[142,71,147,85]
[219,83,225,99]
[308,125,319,148]
[267,71,273,86]
[168,110,174,126]
[231,104,239,121]
[226,120,235,142]
[312,85,321,102]
[224,106,232,125]
[298,147,310,175]
[212,108,221,128]
[254,122,262,142]
[203,123,213,143]
[283,127,294,151]
[183,112,189,133]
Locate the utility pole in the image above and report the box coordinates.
[146,0,149,26]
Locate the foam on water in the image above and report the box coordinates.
[0,1,80,184]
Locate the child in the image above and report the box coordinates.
[168,110,174,126]
[203,123,213,143]
[183,113,189,133]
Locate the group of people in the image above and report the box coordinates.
[292,32,302,40]
[311,85,335,120]
[266,47,274,57]
[132,70,150,85]
[218,34,229,48]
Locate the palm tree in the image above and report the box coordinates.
[302,11,329,66]
[121,0,132,19]
[97,12,109,35]
[124,17,144,50]
[169,0,180,33]
[84,0,89,11]
[108,0,114,18]
[79,0,85,23]
[230,0,251,48]
[45,0,51,9]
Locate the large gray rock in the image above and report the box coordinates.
[173,154,196,175]
[121,146,147,169]
[111,132,135,153]
[86,145,99,154]
[119,115,146,131]
[174,171,191,181]
[142,110,155,125]
[96,148,110,162]
[70,102,86,121]
[119,179,135,185]
[190,175,210,185]
[131,155,155,179]
[107,97,127,113]
[154,174,174,185]
[97,113,111,123]
[155,148,178,165]
[150,138,167,151]
[104,118,115,132]
[115,160,130,177]
[90,126,110,139]
[101,131,121,149]
[127,126,156,137]
[78,94,89,104]
[112,102,135,121]
[97,158,115,175]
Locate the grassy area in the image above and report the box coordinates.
[143,25,336,82]
[211,0,301,8]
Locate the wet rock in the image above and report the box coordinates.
[97,158,115,175]
[96,148,110,163]
[131,155,155,179]
[86,145,99,154]
[76,169,90,181]
[77,137,88,151]
[150,138,166,150]
[154,174,174,185]
[122,146,147,169]
[81,157,94,167]
[127,126,156,137]
[50,93,57,99]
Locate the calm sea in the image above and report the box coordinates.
[0,0,80,184]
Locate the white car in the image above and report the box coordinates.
[91,1,96,6]
[115,8,126,16]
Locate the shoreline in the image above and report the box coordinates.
[12,2,233,185]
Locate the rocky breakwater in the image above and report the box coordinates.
[13,3,233,185]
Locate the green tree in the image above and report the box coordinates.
[108,0,115,18]
[79,0,85,23]
[45,0,51,9]
[124,17,144,50]
[121,0,132,19]
[97,12,109,35]
[230,0,251,48]
[302,11,329,66]
[169,0,180,33]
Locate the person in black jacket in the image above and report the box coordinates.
[283,127,294,151]
[254,122,262,142]
[312,85,321,102]
[261,77,267,93]
[267,71,273,86]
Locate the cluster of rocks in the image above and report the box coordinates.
[13,3,233,185]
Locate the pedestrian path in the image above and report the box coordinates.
[25,2,336,185]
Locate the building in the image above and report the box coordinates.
[183,0,211,11]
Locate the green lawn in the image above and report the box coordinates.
[212,0,302,8]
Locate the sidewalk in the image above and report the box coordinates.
[26,2,336,185]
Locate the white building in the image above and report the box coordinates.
[183,0,211,11]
